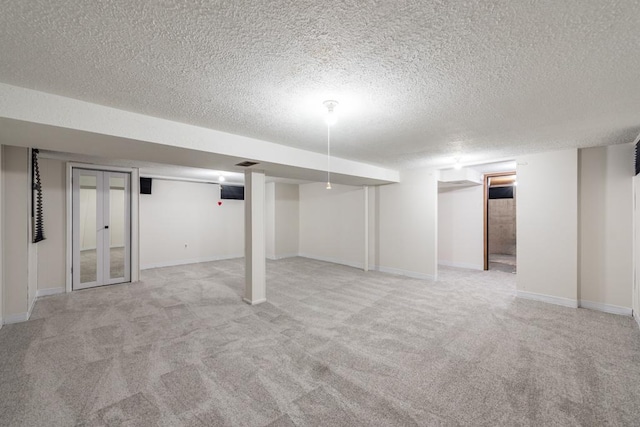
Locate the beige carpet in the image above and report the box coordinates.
[0,257,638,426]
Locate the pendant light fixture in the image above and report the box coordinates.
[323,100,338,190]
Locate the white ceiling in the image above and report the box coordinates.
[1,1,640,170]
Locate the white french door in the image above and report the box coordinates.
[72,169,131,290]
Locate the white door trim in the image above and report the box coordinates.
[103,171,132,286]
[66,162,139,293]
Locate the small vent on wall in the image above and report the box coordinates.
[236,161,259,167]
[635,142,640,176]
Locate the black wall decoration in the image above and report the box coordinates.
[635,141,640,176]
[140,177,152,194]
[221,185,244,200]
[31,149,45,243]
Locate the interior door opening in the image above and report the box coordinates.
[72,168,131,290]
[484,172,517,273]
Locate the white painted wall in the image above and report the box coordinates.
[139,179,244,269]
[376,168,439,279]
[265,182,276,260]
[634,172,640,324]
[244,171,266,304]
[0,145,3,325]
[516,149,578,306]
[37,158,66,293]
[299,182,365,269]
[2,146,30,320]
[438,185,484,270]
[368,186,377,269]
[274,183,299,258]
[579,144,633,313]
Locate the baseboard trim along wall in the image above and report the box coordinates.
[516,290,579,308]
[298,254,364,270]
[242,298,267,305]
[141,254,244,270]
[438,261,484,271]
[635,311,640,329]
[376,265,436,281]
[3,312,30,324]
[36,287,65,298]
[275,253,299,260]
[579,300,633,316]
[266,254,298,261]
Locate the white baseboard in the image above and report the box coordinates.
[635,312,640,329]
[298,254,364,270]
[438,261,484,271]
[579,300,633,316]
[3,311,30,324]
[2,294,39,326]
[266,254,298,261]
[516,290,578,308]
[37,287,65,298]
[376,265,436,281]
[243,297,267,305]
[274,253,298,260]
[28,294,36,319]
[141,254,244,270]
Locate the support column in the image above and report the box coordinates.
[244,170,266,305]
[363,185,369,272]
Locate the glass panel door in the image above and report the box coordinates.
[72,169,131,290]
[105,172,131,284]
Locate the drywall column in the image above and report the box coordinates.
[2,146,30,323]
[634,172,640,326]
[265,182,276,260]
[0,145,3,326]
[363,186,369,271]
[244,170,266,305]
[579,144,633,314]
[516,149,578,307]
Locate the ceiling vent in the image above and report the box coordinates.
[235,161,259,167]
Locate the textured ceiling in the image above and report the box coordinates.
[1,1,639,169]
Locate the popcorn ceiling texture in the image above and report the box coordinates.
[0,1,639,168]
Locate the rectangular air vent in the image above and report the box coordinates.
[236,161,259,167]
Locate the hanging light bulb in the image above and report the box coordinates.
[324,100,338,127]
[323,100,339,190]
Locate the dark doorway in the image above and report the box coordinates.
[484,173,516,273]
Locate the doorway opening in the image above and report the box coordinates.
[72,168,131,290]
[484,172,517,273]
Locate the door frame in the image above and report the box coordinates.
[483,171,516,270]
[66,163,140,293]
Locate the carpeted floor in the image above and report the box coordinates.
[1,257,639,426]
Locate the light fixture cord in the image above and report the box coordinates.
[327,124,331,185]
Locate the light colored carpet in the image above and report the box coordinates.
[1,257,639,426]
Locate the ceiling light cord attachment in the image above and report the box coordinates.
[323,100,338,190]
